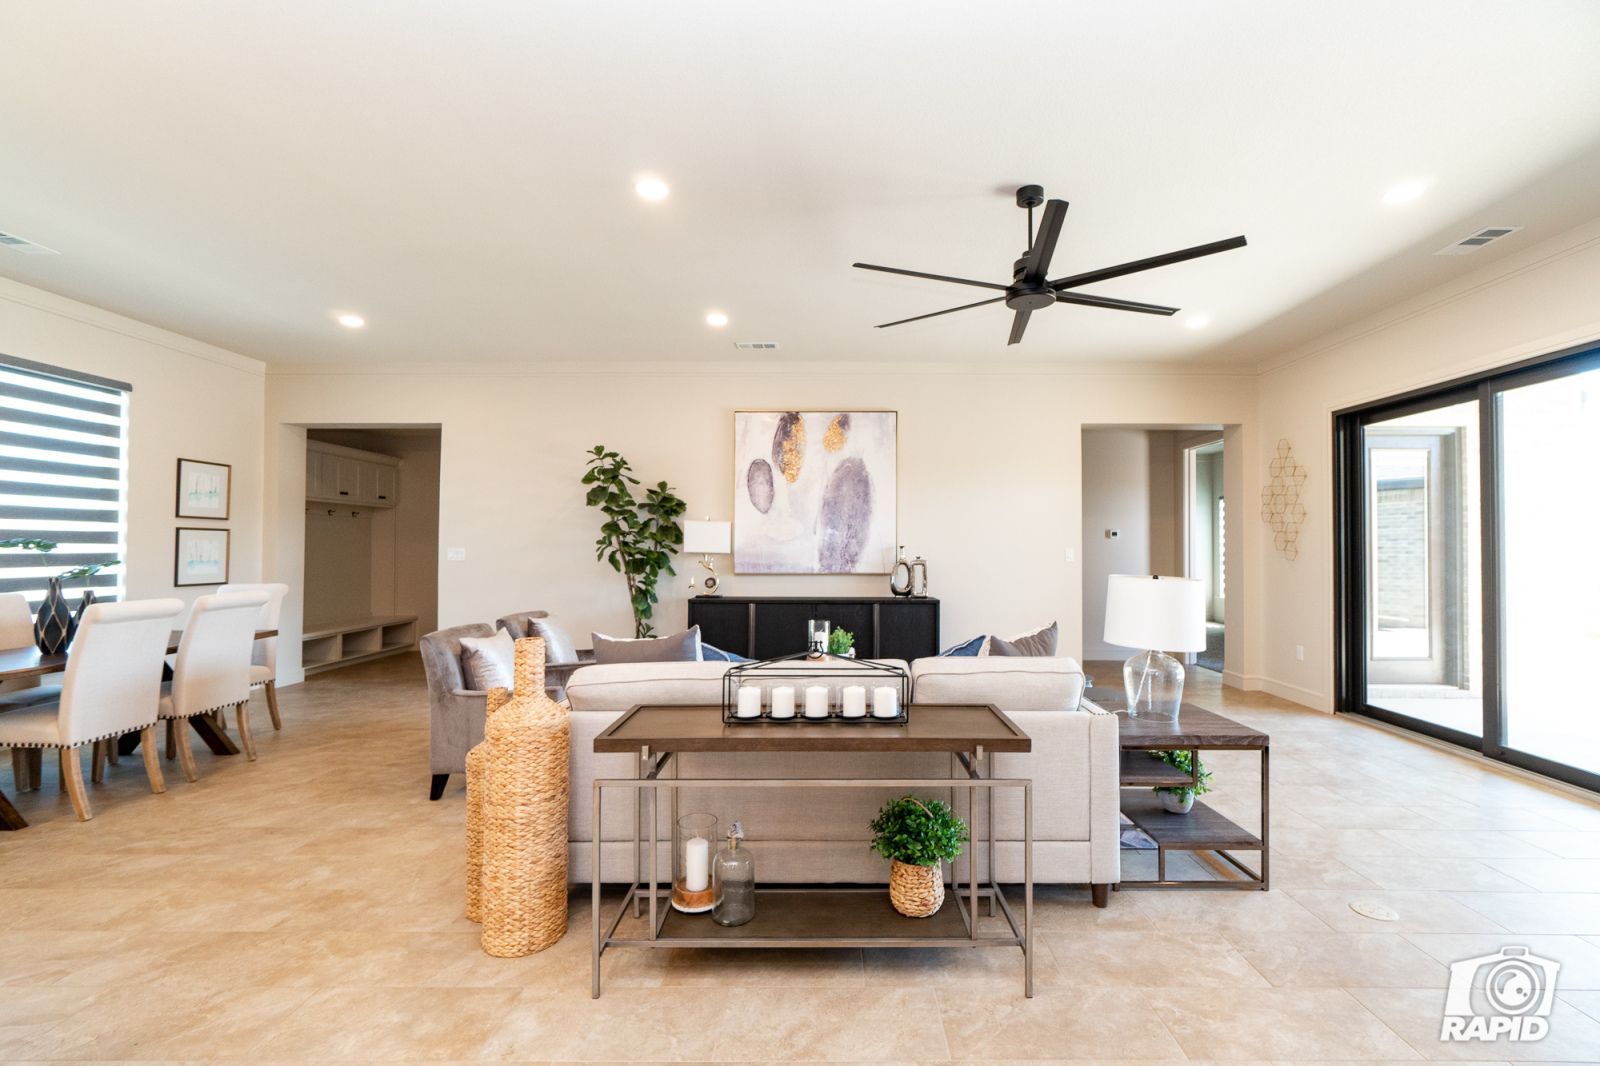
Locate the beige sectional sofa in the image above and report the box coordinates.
[562,655,1120,898]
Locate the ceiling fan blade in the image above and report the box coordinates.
[875,296,1005,329]
[853,262,1008,291]
[1051,291,1179,316]
[1007,309,1031,346]
[1020,199,1069,281]
[1048,235,1247,291]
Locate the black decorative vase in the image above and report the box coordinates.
[72,588,97,632]
[34,577,77,655]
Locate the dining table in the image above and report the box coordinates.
[0,628,277,830]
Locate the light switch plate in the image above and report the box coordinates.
[447,547,466,562]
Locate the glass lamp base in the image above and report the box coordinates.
[1123,649,1184,719]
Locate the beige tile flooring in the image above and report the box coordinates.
[3,656,1600,1061]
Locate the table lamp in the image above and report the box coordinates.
[683,519,731,596]
[1103,574,1206,719]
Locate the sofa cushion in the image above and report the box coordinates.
[459,629,516,691]
[988,620,1058,657]
[910,655,1084,712]
[591,625,702,665]
[566,660,732,712]
[529,617,578,664]
[938,634,987,656]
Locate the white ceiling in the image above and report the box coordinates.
[2,1,1599,371]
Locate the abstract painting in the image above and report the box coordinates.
[174,527,230,586]
[175,458,231,520]
[733,410,896,574]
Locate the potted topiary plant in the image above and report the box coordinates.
[1152,749,1213,814]
[827,626,855,658]
[869,795,968,917]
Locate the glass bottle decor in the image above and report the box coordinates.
[806,618,830,659]
[672,813,718,913]
[712,821,755,927]
[909,556,928,598]
[889,546,912,597]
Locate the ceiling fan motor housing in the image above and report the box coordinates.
[1008,255,1056,309]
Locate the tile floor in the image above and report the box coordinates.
[2,656,1600,1061]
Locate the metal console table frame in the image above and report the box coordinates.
[590,703,1035,997]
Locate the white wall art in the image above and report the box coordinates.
[174,527,230,586]
[176,458,231,520]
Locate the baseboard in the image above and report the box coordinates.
[1221,670,1249,690]
[1261,676,1332,712]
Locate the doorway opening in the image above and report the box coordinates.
[1184,438,1225,674]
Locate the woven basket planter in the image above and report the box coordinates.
[475,637,571,957]
[463,686,512,924]
[889,859,944,918]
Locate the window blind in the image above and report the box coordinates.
[0,357,128,606]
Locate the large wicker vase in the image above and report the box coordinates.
[889,859,944,918]
[470,637,570,957]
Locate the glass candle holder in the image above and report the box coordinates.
[672,813,718,913]
[806,618,830,658]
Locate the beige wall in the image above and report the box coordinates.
[0,278,265,614]
[1251,216,1600,710]
[265,368,1259,683]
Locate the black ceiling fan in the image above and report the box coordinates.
[853,185,1247,345]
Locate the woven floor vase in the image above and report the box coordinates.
[889,859,945,918]
[464,685,513,924]
[480,637,571,957]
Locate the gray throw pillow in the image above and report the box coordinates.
[988,621,1058,657]
[529,617,577,664]
[590,625,702,665]
[459,629,516,690]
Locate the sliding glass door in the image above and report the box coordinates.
[1337,343,1600,791]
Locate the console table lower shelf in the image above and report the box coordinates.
[590,703,1035,998]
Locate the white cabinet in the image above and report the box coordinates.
[306,443,400,508]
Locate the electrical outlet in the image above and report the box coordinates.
[447,547,466,562]
[1295,644,1305,662]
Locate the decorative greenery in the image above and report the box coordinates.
[0,538,119,582]
[828,627,854,655]
[582,446,687,638]
[869,795,968,868]
[1152,749,1213,799]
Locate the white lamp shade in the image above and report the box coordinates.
[682,520,731,555]
[1103,574,1206,652]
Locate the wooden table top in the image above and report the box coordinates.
[594,703,1032,754]
[0,629,278,683]
[1102,702,1269,749]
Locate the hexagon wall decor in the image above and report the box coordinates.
[1260,438,1308,561]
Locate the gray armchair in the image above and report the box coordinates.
[419,622,494,800]
[494,611,593,700]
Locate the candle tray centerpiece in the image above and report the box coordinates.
[721,652,910,725]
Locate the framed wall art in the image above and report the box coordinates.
[174,527,230,586]
[175,458,231,520]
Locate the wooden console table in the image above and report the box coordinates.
[590,703,1034,997]
[1110,702,1270,890]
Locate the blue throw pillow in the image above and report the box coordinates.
[939,635,986,657]
[701,643,751,662]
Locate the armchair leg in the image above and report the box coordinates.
[236,702,257,761]
[140,725,165,794]
[10,748,29,791]
[264,681,281,731]
[60,747,91,821]
[173,720,199,783]
[430,773,449,801]
[1091,883,1110,908]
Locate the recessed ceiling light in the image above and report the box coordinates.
[1381,178,1431,206]
[1184,314,1211,330]
[635,176,670,202]
[705,311,729,328]
[336,313,365,329]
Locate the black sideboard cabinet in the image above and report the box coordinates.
[687,596,941,661]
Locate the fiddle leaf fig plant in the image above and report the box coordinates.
[582,446,687,638]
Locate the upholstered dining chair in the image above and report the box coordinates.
[218,582,289,731]
[0,598,183,821]
[161,591,268,779]
[0,591,34,649]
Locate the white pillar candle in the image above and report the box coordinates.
[769,686,796,719]
[805,685,830,718]
[736,686,762,718]
[684,836,710,892]
[841,685,867,718]
[873,686,900,718]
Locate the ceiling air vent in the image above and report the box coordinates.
[0,230,58,255]
[733,341,779,350]
[1435,226,1522,256]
